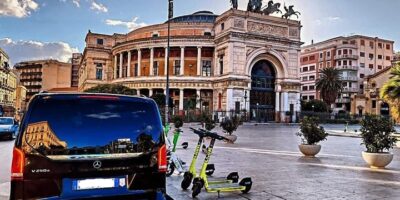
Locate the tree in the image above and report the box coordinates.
[301,99,328,112]
[150,93,173,108]
[380,63,400,121]
[84,84,136,95]
[316,67,343,111]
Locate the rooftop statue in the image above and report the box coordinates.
[230,0,238,9]
[262,0,282,15]
[282,5,301,19]
[247,0,262,13]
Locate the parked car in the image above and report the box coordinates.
[0,117,19,140]
[10,93,167,199]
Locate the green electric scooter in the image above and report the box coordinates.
[191,129,252,198]
[181,128,239,190]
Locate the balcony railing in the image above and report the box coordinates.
[341,76,358,81]
[342,87,358,93]
[334,54,359,60]
[336,98,351,103]
[337,44,357,49]
[336,65,358,71]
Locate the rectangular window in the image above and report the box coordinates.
[153,61,159,76]
[303,67,308,72]
[343,60,348,66]
[134,63,138,76]
[338,61,342,66]
[95,63,103,80]
[372,100,377,108]
[202,60,212,77]
[310,55,315,61]
[309,96,315,100]
[377,55,383,59]
[386,56,391,61]
[378,43,383,49]
[386,44,391,50]
[302,96,308,100]
[327,61,331,67]
[361,40,365,46]
[360,63,365,68]
[360,52,365,57]
[221,23,225,31]
[319,53,323,58]
[174,60,181,75]
[302,76,308,81]
[343,49,348,55]
[327,51,331,57]
[369,41,374,48]
[309,75,315,81]
[309,65,315,71]
[219,56,224,75]
[309,85,315,90]
[303,57,309,62]
[360,73,365,78]
[369,64,373,69]
[302,86,308,91]
[97,38,104,45]
[338,50,342,55]
[369,54,374,60]
[378,65,382,70]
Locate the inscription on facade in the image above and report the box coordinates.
[247,21,288,37]
[234,19,245,29]
[289,27,299,37]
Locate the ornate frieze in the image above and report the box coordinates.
[247,21,288,37]
[289,27,299,38]
[234,19,245,29]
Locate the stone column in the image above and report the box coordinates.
[137,49,141,76]
[164,47,168,75]
[281,92,289,122]
[114,54,118,79]
[275,92,280,122]
[149,89,153,97]
[196,89,201,109]
[137,89,141,96]
[119,53,123,78]
[179,89,184,111]
[127,51,131,77]
[150,48,154,76]
[197,47,202,76]
[180,47,185,75]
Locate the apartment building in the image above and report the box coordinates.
[300,35,394,112]
[14,60,72,101]
[0,48,17,116]
[71,53,82,87]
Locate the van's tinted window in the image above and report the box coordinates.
[21,95,162,157]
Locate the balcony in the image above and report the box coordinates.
[342,87,358,93]
[341,76,358,82]
[336,98,351,103]
[334,54,359,60]
[337,44,357,49]
[336,65,358,71]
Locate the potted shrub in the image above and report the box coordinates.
[220,115,241,143]
[360,115,397,168]
[296,116,328,157]
[201,114,215,131]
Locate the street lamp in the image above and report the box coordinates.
[244,91,248,120]
[165,0,173,125]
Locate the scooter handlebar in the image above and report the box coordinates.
[198,128,231,142]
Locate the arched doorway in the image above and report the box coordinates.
[250,60,276,122]
[380,102,390,116]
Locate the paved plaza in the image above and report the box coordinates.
[1,124,400,199]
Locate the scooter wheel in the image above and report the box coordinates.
[181,142,188,149]
[166,164,175,177]
[181,172,193,190]
[192,181,202,198]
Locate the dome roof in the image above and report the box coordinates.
[168,11,217,23]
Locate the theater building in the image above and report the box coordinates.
[79,9,302,122]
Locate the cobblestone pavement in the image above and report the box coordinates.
[167,124,400,200]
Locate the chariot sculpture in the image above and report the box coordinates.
[229,0,301,19]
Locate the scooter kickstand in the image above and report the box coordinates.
[217,191,220,198]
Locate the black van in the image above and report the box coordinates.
[10,93,167,199]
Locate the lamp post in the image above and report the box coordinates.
[165,0,173,125]
[244,90,248,120]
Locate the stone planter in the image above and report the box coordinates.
[362,151,394,169]
[225,134,237,143]
[298,144,321,157]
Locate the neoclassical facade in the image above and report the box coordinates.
[79,9,302,122]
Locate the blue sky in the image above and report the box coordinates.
[0,0,399,64]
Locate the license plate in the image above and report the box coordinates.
[73,178,125,190]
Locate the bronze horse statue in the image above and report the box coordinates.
[282,5,301,19]
[262,0,282,15]
[230,0,238,9]
[247,0,262,13]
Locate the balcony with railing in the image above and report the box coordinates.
[334,54,359,60]
[341,76,358,82]
[342,87,359,93]
[337,44,357,49]
[336,65,358,71]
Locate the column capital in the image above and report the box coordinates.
[197,46,202,49]
[180,46,185,49]
[137,48,141,52]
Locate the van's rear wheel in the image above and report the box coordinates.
[166,163,175,177]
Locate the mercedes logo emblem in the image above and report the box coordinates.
[93,160,102,169]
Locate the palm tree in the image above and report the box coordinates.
[84,84,137,95]
[315,67,343,112]
[380,63,400,121]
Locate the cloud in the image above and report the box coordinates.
[105,17,147,31]
[0,38,79,64]
[0,0,39,18]
[90,0,107,13]
[60,0,80,8]
[328,16,340,21]
[87,112,120,119]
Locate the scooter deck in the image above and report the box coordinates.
[208,177,233,184]
[206,183,245,192]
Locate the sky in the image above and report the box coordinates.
[0,0,399,65]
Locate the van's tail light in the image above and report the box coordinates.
[11,148,25,180]
[157,144,167,172]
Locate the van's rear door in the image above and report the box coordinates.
[16,94,165,199]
